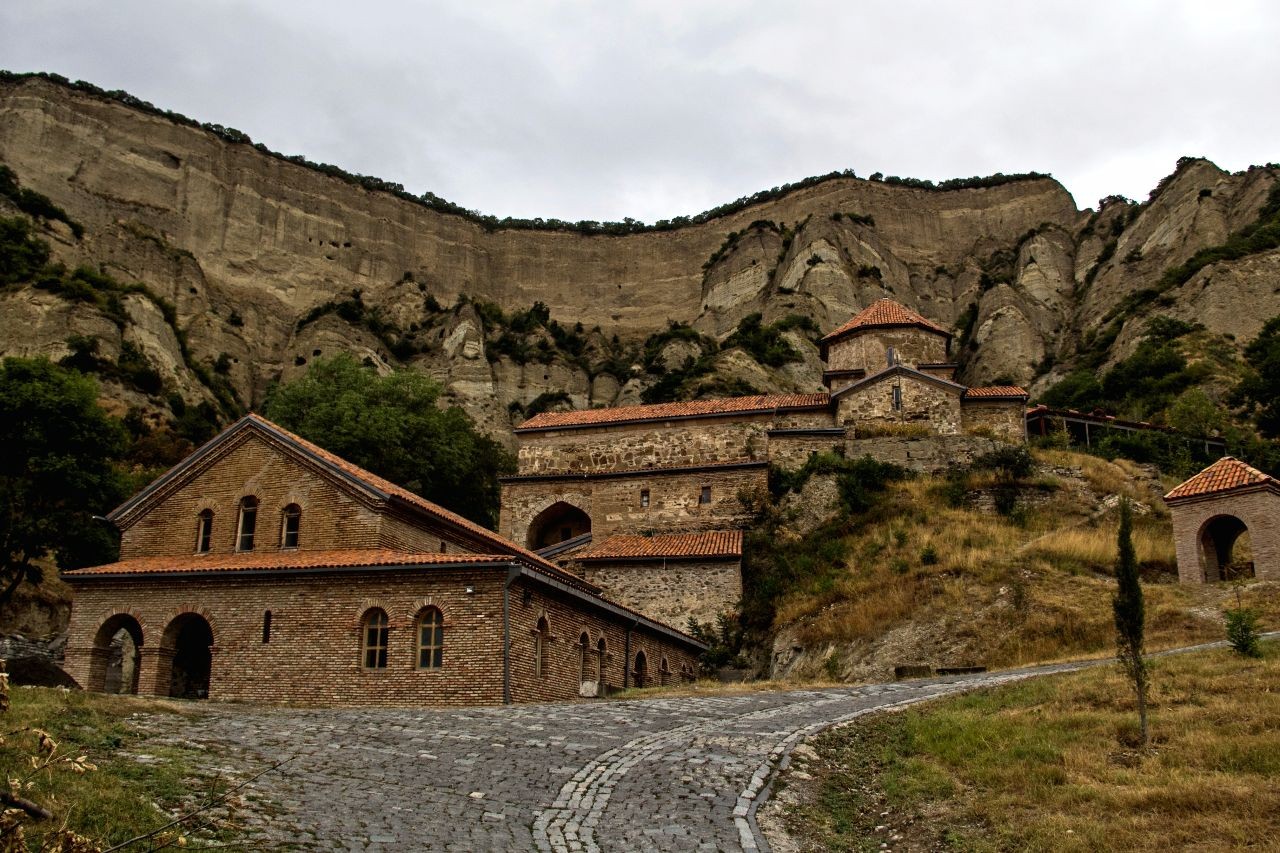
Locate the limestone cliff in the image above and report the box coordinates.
[1,74,1277,445]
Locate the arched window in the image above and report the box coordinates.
[577,632,590,685]
[633,650,648,688]
[659,656,670,686]
[236,497,259,551]
[195,509,213,554]
[416,607,443,670]
[596,637,607,684]
[361,608,389,669]
[534,616,550,677]
[280,504,301,548]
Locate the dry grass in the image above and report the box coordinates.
[770,449,1267,678]
[781,642,1280,852]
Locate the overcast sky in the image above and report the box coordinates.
[3,1,1277,222]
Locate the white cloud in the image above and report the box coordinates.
[1,0,1276,221]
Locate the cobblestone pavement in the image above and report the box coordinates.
[137,647,1228,852]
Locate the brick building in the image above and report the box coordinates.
[1164,456,1280,583]
[500,299,1027,623]
[62,415,704,706]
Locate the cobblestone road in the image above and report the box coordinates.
[139,656,1112,852]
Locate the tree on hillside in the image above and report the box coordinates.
[0,358,127,605]
[263,354,514,527]
[1235,315,1280,438]
[1112,499,1150,747]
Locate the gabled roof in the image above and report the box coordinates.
[106,413,572,579]
[820,298,952,345]
[829,363,967,400]
[575,531,743,561]
[962,385,1029,400]
[516,393,831,432]
[62,548,513,577]
[1164,457,1280,502]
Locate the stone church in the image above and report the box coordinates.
[501,299,1027,626]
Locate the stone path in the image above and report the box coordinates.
[136,644,1240,852]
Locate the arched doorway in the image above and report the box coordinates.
[91,615,143,694]
[527,501,591,549]
[1199,515,1254,582]
[163,614,214,699]
[633,650,648,688]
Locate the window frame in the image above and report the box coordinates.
[416,606,444,670]
[195,509,213,554]
[280,504,301,549]
[577,631,591,685]
[262,610,272,644]
[699,485,712,505]
[534,616,550,678]
[236,496,259,552]
[892,384,903,411]
[360,608,389,670]
[640,488,650,508]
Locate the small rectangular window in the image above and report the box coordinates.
[892,385,903,411]
[640,488,650,508]
[262,610,272,644]
[699,485,712,505]
[886,346,896,367]
[439,539,447,553]
[281,506,300,548]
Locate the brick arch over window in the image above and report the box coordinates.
[526,500,591,549]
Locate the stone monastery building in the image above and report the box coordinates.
[501,299,1028,628]
[62,415,705,707]
[63,298,1026,707]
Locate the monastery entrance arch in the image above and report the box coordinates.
[1199,515,1254,582]
[527,501,591,549]
[91,614,142,694]
[162,614,214,700]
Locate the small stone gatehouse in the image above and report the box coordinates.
[1165,456,1280,583]
[62,415,704,706]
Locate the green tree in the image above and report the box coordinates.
[263,354,513,527]
[1112,499,1150,746]
[0,358,127,604]
[1236,315,1280,437]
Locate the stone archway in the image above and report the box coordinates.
[90,614,143,694]
[162,613,214,699]
[1198,515,1254,582]
[527,501,592,549]
[633,649,648,689]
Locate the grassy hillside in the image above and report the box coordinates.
[771,642,1279,852]
[749,448,1276,681]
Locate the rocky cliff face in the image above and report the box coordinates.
[1,76,1277,444]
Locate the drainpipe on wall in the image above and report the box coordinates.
[502,564,520,705]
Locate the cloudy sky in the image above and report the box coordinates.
[3,1,1277,222]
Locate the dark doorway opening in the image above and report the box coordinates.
[1199,515,1254,582]
[165,614,214,699]
[527,502,591,549]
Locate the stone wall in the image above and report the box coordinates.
[766,433,846,470]
[500,465,767,545]
[515,409,834,475]
[578,559,743,628]
[961,400,1027,443]
[1168,489,1280,583]
[825,328,949,373]
[842,434,1005,474]
[835,375,961,434]
[63,568,699,706]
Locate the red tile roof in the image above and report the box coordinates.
[575,531,744,561]
[63,548,512,577]
[1164,457,1279,501]
[962,386,1029,399]
[516,393,831,432]
[820,298,951,343]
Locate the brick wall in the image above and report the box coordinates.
[1168,489,1280,583]
[825,328,949,373]
[960,400,1027,443]
[500,466,767,545]
[836,375,961,434]
[64,567,701,707]
[577,559,742,628]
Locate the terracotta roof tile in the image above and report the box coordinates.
[516,393,830,431]
[575,531,743,561]
[820,298,951,343]
[1164,457,1279,501]
[962,386,1029,399]
[63,548,512,577]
